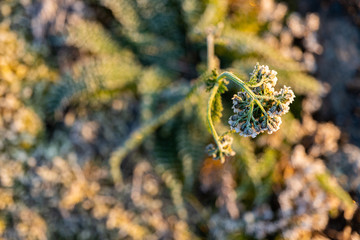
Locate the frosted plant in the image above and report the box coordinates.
[206,134,235,160]
[206,63,295,162]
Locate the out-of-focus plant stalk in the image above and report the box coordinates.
[110,81,202,185]
[207,31,215,71]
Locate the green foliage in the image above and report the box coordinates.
[3,0,355,239]
[100,0,186,68]
[110,91,190,184]
[206,70,228,124]
[152,94,208,219]
[178,102,209,191]
[211,92,223,123]
[67,18,122,55]
[152,90,208,186]
[47,73,86,114]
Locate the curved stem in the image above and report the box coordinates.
[255,95,276,101]
[207,82,223,152]
[248,77,265,88]
[254,99,268,117]
[217,72,255,99]
[247,101,254,123]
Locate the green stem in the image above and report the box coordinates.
[217,72,255,99]
[207,82,223,152]
[247,77,265,88]
[254,99,268,117]
[255,95,276,101]
[247,101,254,123]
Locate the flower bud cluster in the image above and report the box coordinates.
[229,64,295,138]
[249,64,278,93]
[206,135,235,162]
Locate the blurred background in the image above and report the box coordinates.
[0,0,360,239]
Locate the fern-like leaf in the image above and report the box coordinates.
[67,18,121,55]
